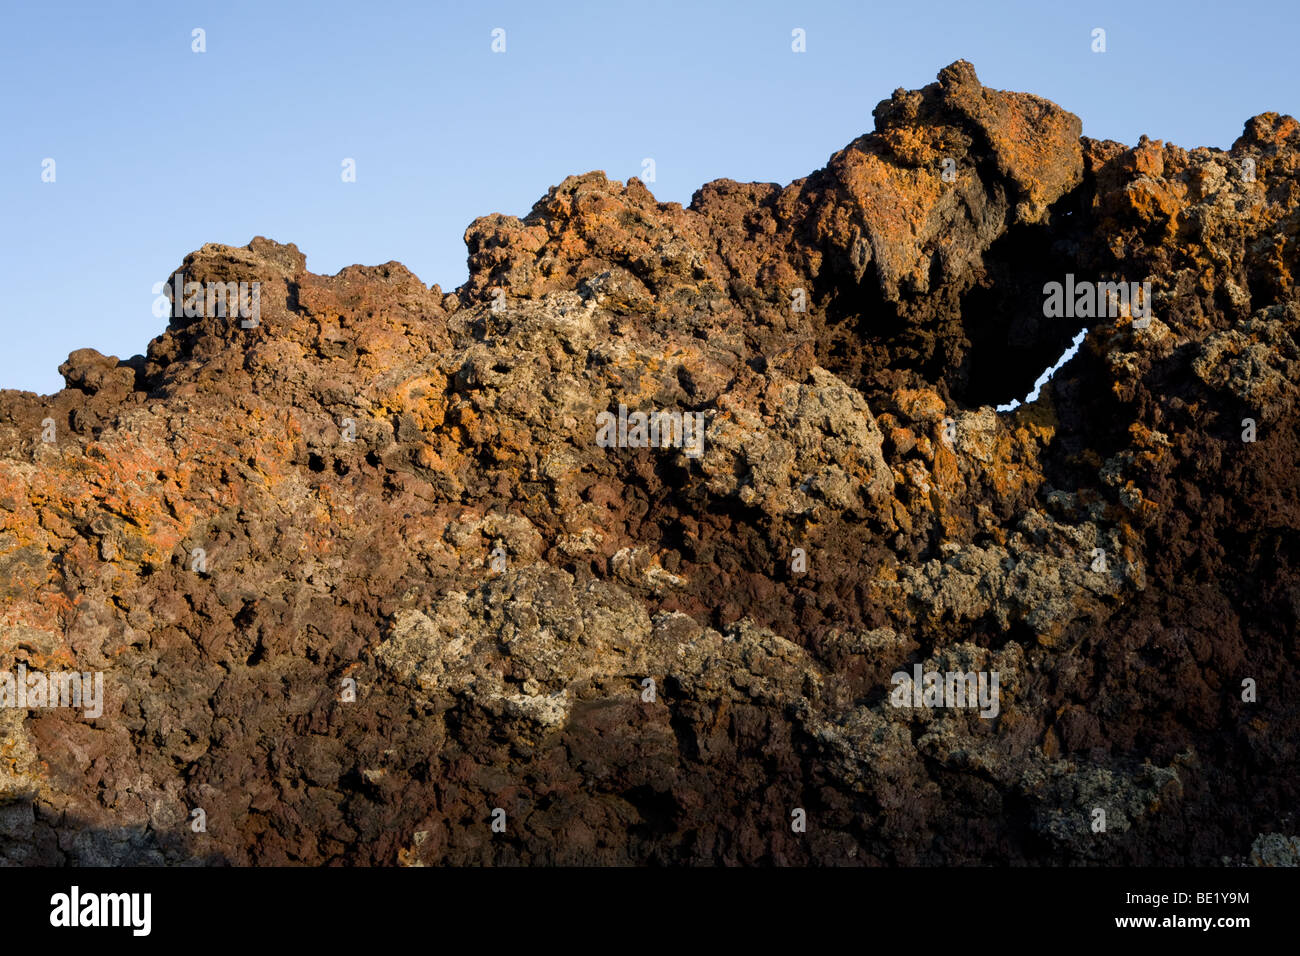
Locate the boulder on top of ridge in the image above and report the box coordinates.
[139,237,451,397]
[461,172,730,314]
[798,59,1083,302]
[58,348,136,397]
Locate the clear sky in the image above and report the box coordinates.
[1,0,1296,394]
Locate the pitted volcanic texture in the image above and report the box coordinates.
[1,62,1297,865]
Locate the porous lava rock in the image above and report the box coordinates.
[0,62,1296,865]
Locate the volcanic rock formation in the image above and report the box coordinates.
[1,61,1297,865]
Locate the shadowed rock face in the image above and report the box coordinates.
[1,61,1296,866]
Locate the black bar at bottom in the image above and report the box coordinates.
[4,865,1290,943]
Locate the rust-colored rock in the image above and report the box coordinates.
[0,63,1296,865]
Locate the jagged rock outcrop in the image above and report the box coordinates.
[0,62,1296,865]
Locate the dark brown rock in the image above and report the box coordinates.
[0,63,1295,866]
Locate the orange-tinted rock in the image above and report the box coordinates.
[0,63,1296,866]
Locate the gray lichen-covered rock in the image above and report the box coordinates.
[0,62,1296,865]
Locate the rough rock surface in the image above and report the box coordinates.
[0,62,1296,865]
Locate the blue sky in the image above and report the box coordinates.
[1,0,1296,394]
